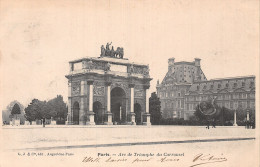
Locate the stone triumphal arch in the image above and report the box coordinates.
[65,44,152,125]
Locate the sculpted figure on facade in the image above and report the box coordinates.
[100,45,105,57]
[111,46,115,57]
[143,66,150,77]
[87,59,94,70]
[129,64,134,74]
[105,42,112,57]
[105,62,111,72]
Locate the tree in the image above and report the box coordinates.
[149,92,161,125]
[24,99,41,122]
[47,95,67,121]
[11,103,21,119]
[24,96,67,125]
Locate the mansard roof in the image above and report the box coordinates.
[187,75,255,94]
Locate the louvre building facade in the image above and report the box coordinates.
[156,58,255,120]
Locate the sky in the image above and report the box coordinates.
[0,0,259,110]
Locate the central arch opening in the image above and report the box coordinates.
[111,87,126,124]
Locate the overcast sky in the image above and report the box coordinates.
[0,0,259,110]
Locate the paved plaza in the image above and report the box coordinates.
[1,125,257,167]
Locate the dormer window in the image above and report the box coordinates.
[242,82,245,87]
[211,84,214,89]
[226,83,229,88]
[203,85,207,90]
[234,83,237,88]
[218,84,221,89]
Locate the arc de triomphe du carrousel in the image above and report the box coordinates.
[65,43,152,125]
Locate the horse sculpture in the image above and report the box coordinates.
[115,47,124,58]
[101,43,124,59]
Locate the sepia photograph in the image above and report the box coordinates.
[0,0,259,166]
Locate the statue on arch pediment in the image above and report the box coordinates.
[100,45,105,57]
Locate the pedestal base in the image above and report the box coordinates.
[142,113,151,126]
[126,122,136,125]
[86,122,96,125]
[104,112,113,125]
[86,111,96,125]
[24,121,30,125]
[142,122,151,126]
[233,123,238,126]
[66,121,74,125]
[79,121,86,125]
[128,112,136,125]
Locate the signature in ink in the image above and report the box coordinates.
[190,153,227,167]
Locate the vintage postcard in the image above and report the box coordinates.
[0,0,259,166]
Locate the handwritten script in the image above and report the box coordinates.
[190,153,227,167]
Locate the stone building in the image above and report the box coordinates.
[157,58,255,120]
[65,54,152,125]
[184,75,255,119]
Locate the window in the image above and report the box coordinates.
[233,101,238,109]
[230,101,233,109]
[218,95,223,100]
[241,93,247,99]
[197,85,200,90]
[234,83,237,88]
[178,100,181,108]
[181,100,184,108]
[242,82,245,87]
[211,84,214,89]
[225,94,230,99]
[226,83,229,88]
[233,93,239,99]
[241,101,247,109]
[189,104,192,111]
[250,82,254,88]
[250,101,255,109]
[218,84,221,89]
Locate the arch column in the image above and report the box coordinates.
[66,80,73,125]
[104,81,113,125]
[86,80,95,125]
[142,85,151,125]
[128,83,136,125]
[79,80,87,125]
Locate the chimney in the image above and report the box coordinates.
[194,58,201,66]
[168,57,175,73]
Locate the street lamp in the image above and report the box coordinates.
[233,108,237,126]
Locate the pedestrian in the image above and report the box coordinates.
[206,120,210,129]
[212,119,216,128]
[43,118,45,128]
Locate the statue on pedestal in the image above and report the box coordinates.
[100,45,105,57]
[111,46,115,57]
[105,42,112,57]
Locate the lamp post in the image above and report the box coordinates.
[233,109,237,126]
[246,109,250,121]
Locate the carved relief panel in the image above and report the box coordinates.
[71,81,81,96]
